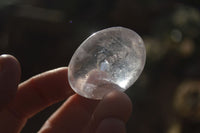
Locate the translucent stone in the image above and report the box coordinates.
[68,27,146,99]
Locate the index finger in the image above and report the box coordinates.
[0,67,74,133]
[8,67,75,119]
[0,67,75,133]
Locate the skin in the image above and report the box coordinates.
[0,54,132,133]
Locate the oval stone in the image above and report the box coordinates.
[68,27,146,99]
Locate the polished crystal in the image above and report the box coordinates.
[68,27,146,99]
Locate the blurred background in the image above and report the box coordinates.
[0,0,200,132]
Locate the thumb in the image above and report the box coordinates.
[0,54,21,110]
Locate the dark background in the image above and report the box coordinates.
[0,0,200,133]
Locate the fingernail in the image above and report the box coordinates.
[0,54,10,72]
[96,118,126,133]
[0,54,10,59]
[0,54,9,57]
[0,54,6,72]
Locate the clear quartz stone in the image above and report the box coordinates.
[68,27,146,99]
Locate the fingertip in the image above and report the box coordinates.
[91,90,132,133]
[0,54,21,108]
[0,54,21,76]
[102,90,133,122]
[96,118,126,133]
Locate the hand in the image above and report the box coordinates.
[0,54,132,133]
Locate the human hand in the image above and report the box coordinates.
[0,54,132,133]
